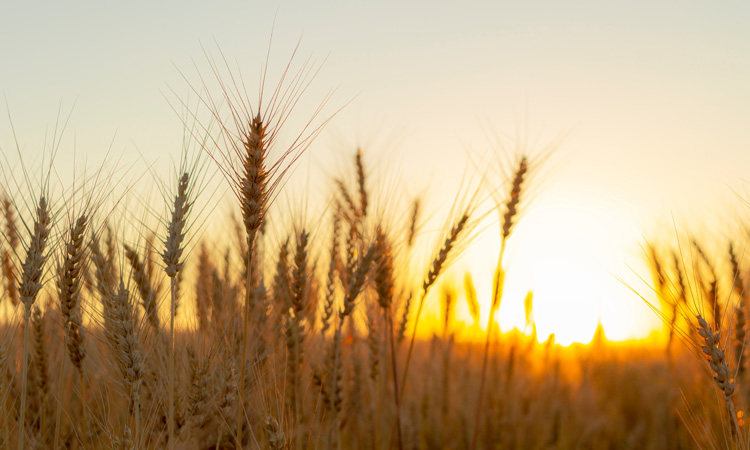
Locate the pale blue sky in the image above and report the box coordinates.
[2,1,750,343]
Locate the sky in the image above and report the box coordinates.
[2,1,750,344]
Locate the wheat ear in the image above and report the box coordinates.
[406,199,419,249]
[356,149,368,218]
[694,240,721,328]
[396,292,412,345]
[464,272,480,327]
[263,416,286,450]
[336,179,359,226]
[110,281,144,445]
[124,244,160,331]
[697,314,744,445]
[2,195,19,306]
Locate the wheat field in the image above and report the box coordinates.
[1,51,749,450]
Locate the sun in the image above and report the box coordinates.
[458,185,661,346]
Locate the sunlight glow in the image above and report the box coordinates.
[452,180,662,346]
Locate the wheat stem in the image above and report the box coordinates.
[237,229,257,448]
[169,276,177,450]
[19,307,31,450]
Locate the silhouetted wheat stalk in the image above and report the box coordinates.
[472,156,528,450]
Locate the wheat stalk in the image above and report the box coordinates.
[235,112,269,448]
[406,199,419,249]
[697,314,745,446]
[464,272,480,327]
[694,240,721,328]
[326,243,376,446]
[729,243,747,376]
[389,212,469,450]
[472,156,527,450]
[195,243,213,332]
[31,305,49,439]
[399,213,469,395]
[336,179,359,226]
[264,416,286,450]
[108,281,144,445]
[396,292,412,345]
[356,149,367,219]
[321,213,341,334]
[17,195,50,450]
[375,228,406,450]
[57,214,89,445]
[286,230,308,433]
[162,171,191,450]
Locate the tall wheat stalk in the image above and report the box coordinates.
[697,315,745,447]
[287,229,309,445]
[184,47,336,446]
[18,195,50,450]
[374,229,402,449]
[390,212,469,449]
[162,172,191,450]
[400,213,469,393]
[57,214,89,445]
[236,112,268,448]
[329,243,376,447]
[471,156,527,450]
